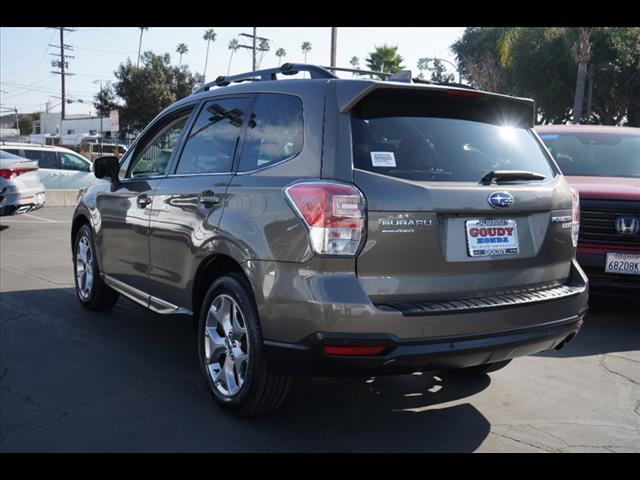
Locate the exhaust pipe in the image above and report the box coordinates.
[555,332,576,350]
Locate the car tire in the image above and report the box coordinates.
[197,273,291,417]
[451,359,512,376]
[73,224,119,311]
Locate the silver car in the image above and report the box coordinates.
[0,150,46,216]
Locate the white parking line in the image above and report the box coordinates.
[22,213,60,223]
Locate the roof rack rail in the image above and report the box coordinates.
[194,63,337,94]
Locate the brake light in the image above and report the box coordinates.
[445,89,484,98]
[284,181,366,256]
[0,166,38,180]
[323,345,386,356]
[571,188,580,248]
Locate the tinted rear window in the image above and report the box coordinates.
[238,93,303,172]
[538,132,640,178]
[352,116,555,183]
[350,88,553,183]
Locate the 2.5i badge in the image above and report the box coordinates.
[466,219,520,257]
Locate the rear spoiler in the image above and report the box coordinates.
[335,80,536,128]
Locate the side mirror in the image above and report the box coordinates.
[94,156,119,182]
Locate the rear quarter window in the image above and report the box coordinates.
[238,93,303,172]
[22,149,58,169]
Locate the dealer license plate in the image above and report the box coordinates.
[466,219,519,257]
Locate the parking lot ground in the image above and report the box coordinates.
[1,206,639,452]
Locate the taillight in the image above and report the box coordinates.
[0,166,38,180]
[284,181,366,256]
[570,188,580,248]
[445,89,484,98]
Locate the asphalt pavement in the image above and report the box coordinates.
[1,207,638,452]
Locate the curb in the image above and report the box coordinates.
[45,189,79,207]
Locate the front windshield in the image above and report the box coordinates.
[351,116,556,183]
[539,132,640,178]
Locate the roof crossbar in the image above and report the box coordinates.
[194,63,337,94]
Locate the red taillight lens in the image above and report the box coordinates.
[570,188,580,248]
[0,167,38,180]
[323,345,386,356]
[445,89,484,98]
[284,181,366,255]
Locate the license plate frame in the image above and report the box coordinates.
[465,218,520,257]
[605,252,640,276]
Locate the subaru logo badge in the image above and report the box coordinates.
[488,191,514,209]
[616,216,639,235]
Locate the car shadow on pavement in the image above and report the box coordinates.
[536,296,639,359]
[1,287,493,452]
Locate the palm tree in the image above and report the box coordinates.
[365,44,404,78]
[227,39,239,75]
[349,56,360,76]
[176,43,189,68]
[275,48,287,65]
[257,38,270,68]
[301,42,312,78]
[301,41,312,63]
[202,29,217,82]
[137,27,148,68]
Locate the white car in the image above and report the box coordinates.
[0,150,46,215]
[0,142,96,189]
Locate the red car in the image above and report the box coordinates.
[536,125,639,294]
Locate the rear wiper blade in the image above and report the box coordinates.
[480,170,546,185]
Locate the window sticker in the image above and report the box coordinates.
[370,151,396,167]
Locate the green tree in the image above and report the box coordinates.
[427,59,455,83]
[416,57,430,79]
[137,27,148,68]
[227,39,239,75]
[93,82,118,117]
[18,113,39,136]
[202,29,217,82]
[176,43,189,68]
[109,51,204,134]
[365,44,404,78]
[275,47,286,64]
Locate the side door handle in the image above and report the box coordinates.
[197,190,220,208]
[136,193,152,208]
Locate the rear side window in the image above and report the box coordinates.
[351,90,555,183]
[176,97,250,174]
[238,94,303,172]
[22,149,58,169]
[60,152,90,172]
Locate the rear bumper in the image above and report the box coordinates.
[264,312,585,376]
[248,258,589,376]
[0,188,46,216]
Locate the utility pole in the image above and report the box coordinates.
[49,27,75,121]
[238,30,268,72]
[330,27,337,67]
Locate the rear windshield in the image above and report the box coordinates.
[538,132,640,178]
[351,90,555,183]
[352,117,556,183]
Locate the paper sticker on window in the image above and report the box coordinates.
[371,151,396,167]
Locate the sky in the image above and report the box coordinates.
[1,27,465,116]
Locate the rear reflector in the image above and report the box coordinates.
[323,345,386,356]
